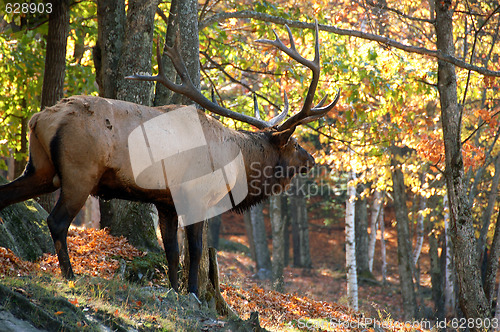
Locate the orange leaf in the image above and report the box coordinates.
[54,311,64,316]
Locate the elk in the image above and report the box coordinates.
[0,22,339,295]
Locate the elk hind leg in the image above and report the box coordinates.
[47,177,95,279]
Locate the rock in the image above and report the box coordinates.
[0,310,48,332]
[0,176,54,261]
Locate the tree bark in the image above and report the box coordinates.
[281,195,290,267]
[13,113,28,179]
[270,195,284,292]
[40,0,70,110]
[484,209,500,306]
[38,0,70,212]
[391,147,417,320]
[476,156,500,263]
[428,211,444,320]
[94,0,125,99]
[434,0,491,323]
[345,169,358,311]
[379,201,387,284]
[250,203,272,279]
[244,210,256,261]
[443,193,456,317]
[116,0,157,106]
[355,185,369,275]
[368,190,382,273]
[290,175,312,268]
[154,0,200,106]
[207,215,222,250]
[95,0,161,253]
[412,193,425,267]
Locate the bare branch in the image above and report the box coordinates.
[364,0,435,24]
[200,49,283,111]
[200,10,500,77]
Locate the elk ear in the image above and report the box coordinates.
[270,127,295,146]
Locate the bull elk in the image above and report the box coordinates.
[0,22,339,295]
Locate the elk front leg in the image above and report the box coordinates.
[186,221,203,295]
[157,206,180,291]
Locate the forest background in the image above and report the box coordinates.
[1,0,500,330]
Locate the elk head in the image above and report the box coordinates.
[127,21,340,199]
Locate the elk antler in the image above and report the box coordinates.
[256,20,340,131]
[126,34,288,130]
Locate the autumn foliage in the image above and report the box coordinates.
[0,228,144,279]
[0,227,436,331]
[0,228,366,331]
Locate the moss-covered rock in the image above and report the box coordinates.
[0,176,54,261]
[121,251,168,284]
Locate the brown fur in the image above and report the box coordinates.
[0,95,315,294]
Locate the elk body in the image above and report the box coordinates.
[0,22,339,295]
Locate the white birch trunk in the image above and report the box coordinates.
[412,195,426,266]
[379,205,387,283]
[444,193,456,317]
[345,169,358,311]
[368,190,382,273]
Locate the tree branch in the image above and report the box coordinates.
[200,10,500,77]
[364,0,435,24]
[200,49,284,112]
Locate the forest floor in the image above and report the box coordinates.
[217,210,435,325]
[0,212,434,331]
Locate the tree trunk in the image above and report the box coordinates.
[244,210,256,261]
[291,192,301,267]
[434,0,491,322]
[207,215,222,250]
[368,190,382,273]
[476,156,500,264]
[379,201,387,284]
[391,147,417,320]
[355,185,369,276]
[345,169,358,311]
[38,0,70,213]
[94,0,125,99]
[100,201,160,251]
[495,284,500,324]
[250,203,272,279]
[412,193,426,267]
[484,211,500,306]
[291,175,312,268]
[13,113,28,179]
[40,0,70,110]
[282,195,290,267]
[154,0,200,106]
[116,0,157,105]
[95,0,161,253]
[270,195,284,292]
[443,193,456,317]
[427,191,444,320]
